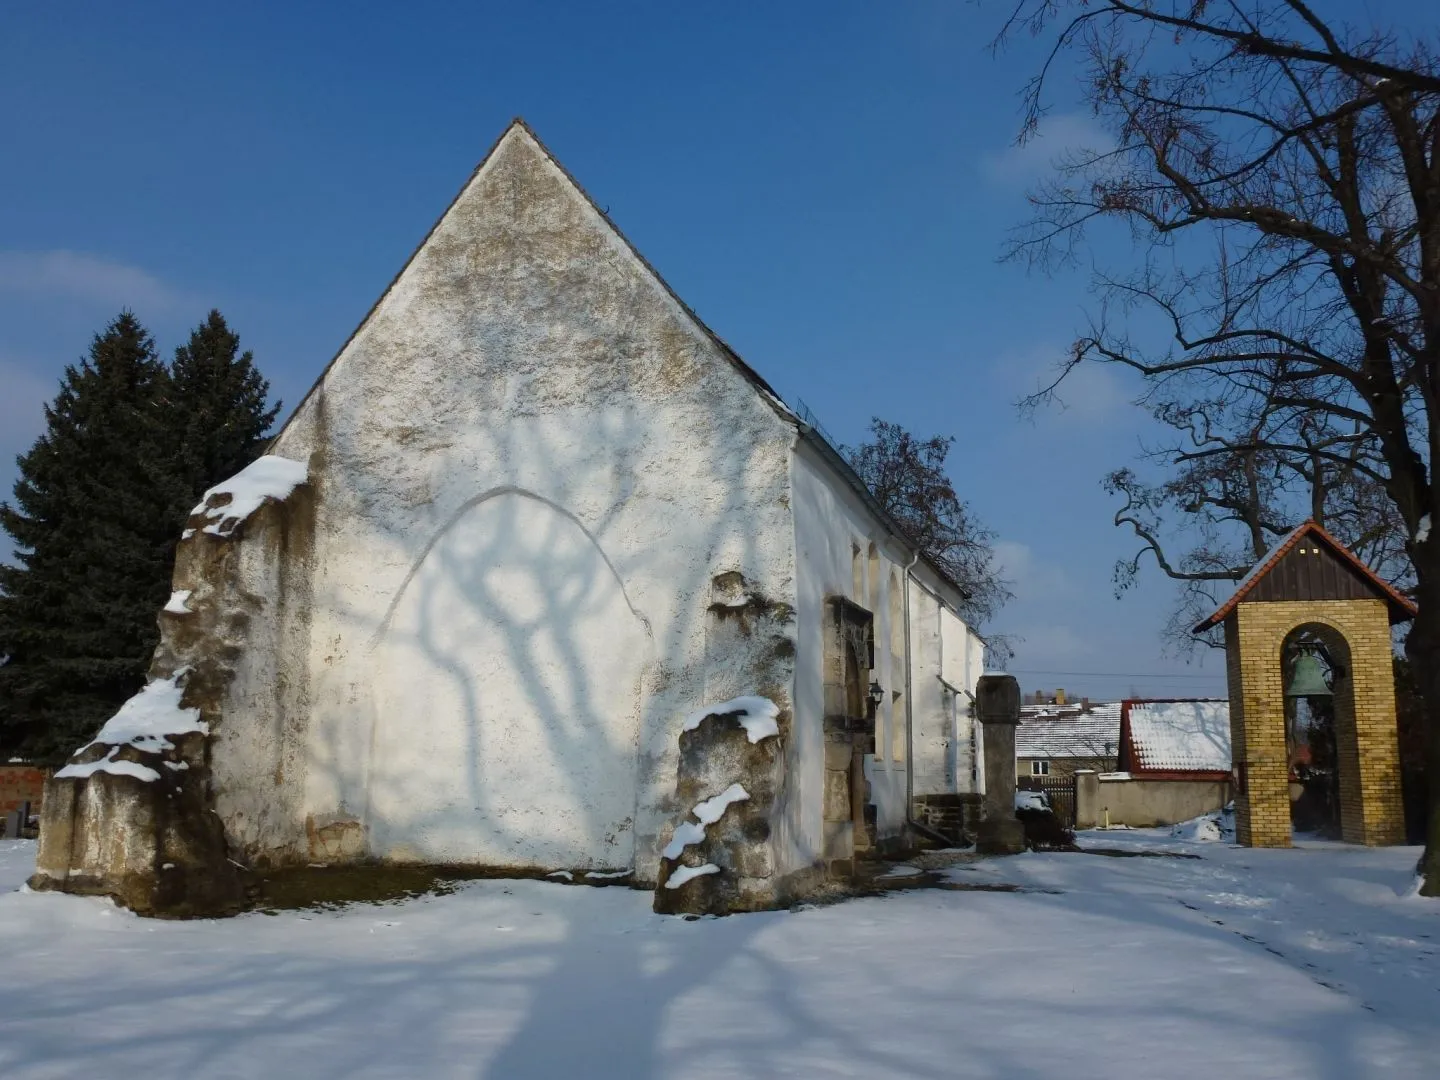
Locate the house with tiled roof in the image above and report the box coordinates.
[1064,698,1235,829]
[1118,700,1231,780]
[1015,700,1122,779]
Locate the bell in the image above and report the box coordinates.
[1286,652,1331,698]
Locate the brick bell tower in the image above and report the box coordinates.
[1194,521,1414,848]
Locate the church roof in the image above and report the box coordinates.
[273,118,789,441]
[1192,520,1416,632]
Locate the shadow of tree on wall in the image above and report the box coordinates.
[366,486,653,867]
[288,378,791,879]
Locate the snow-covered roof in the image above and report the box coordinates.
[1015,702,1121,759]
[1124,700,1231,773]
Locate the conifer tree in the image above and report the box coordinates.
[0,314,180,761]
[167,310,280,503]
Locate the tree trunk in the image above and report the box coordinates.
[1405,573,1440,896]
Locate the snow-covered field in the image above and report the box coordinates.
[1,832,1435,1079]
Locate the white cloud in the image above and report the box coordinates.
[997,341,1132,422]
[1039,360,1129,420]
[0,361,54,451]
[0,250,182,312]
[988,540,1097,669]
[1008,622,1091,664]
[990,539,1077,601]
[981,112,1116,184]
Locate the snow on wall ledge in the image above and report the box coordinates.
[31,455,316,917]
[53,676,208,784]
[682,697,780,744]
[31,672,244,916]
[654,692,818,916]
[187,456,309,539]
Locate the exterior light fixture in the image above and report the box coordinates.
[868,680,885,708]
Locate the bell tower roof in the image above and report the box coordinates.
[1193,520,1416,633]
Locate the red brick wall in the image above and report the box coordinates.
[0,765,48,816]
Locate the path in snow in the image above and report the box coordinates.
[0,834,1435,1079]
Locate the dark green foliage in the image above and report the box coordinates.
[0,311,279,762]
[0,315,178,760]
[168,310,280,511]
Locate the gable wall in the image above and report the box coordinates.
[1248,542,1389,605]
[211,128,799,881]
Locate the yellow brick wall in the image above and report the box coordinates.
[1223,617,1252,844]
[1226,599,1405,848]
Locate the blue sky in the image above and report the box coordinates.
[2,1,1428,700]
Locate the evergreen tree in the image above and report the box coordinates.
[0,314,180,761]
[167,310,280,503]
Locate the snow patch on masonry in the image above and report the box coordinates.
[55,756,162,783]
[663,822,706,861]
[662,784,751,860]
[55,676,207,784]
[189,455,308,538]
[75,675,207,755]
[664,863,720,889]
[693,783,750,826]
[682,696,780,744]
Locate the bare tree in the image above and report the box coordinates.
[1105,397,1410,651]
[845,418,1012,627]
[994,0,1440,893]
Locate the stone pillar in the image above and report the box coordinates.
[1074,769,1099,830]
[975,674,1026,855]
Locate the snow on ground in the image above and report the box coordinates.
[1,833,1436,1079]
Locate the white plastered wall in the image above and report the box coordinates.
[789,440,975,847]
[911,584,984,797]
[214,124,799,883]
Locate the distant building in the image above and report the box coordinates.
[1067,699,1233,829]
[1117,700,1231,780]
[1015,697,1122,779]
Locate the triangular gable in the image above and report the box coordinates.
[267,117,793,449]
[1193,520,1416,632]
[263,118,974,605]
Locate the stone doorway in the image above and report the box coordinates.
[822,597,877,874]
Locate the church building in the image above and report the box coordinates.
[34,120,985,915]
